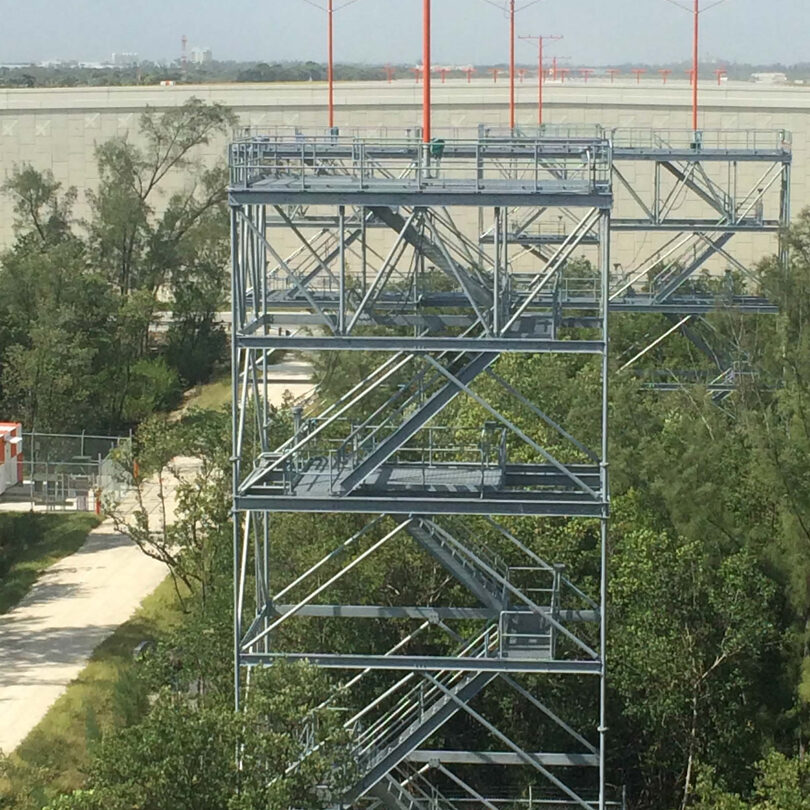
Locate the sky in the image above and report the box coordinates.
[0,0,807,67]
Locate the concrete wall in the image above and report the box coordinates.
[0,79,806,262]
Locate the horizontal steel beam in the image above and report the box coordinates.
[230,190,612,209]
[235,494,607,517]
[236,336,604,353]
[612,148,790,163]
[241,652,602,674]
[406,751,599,767]
[611,219,781,232]
[609,297,778,315]
[271,604,599,622]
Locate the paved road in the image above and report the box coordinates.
[0,362,314,754]
[0,457,198,755]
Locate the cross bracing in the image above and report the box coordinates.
[229,126,786,810]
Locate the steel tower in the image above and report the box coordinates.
[230,131,613,809]
[228,124,790,809]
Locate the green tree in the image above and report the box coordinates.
[42,664,351,810]
[0,99,235,431]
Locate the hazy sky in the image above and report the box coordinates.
[0,0,806,66]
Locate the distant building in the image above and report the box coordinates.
[190,47,213,66]
[751,72,788,85]
[111,52,139,68]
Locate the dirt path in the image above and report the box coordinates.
[0,457,198,755]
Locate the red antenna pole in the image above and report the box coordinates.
[520,35,562,128]
[552,56,557,81]
[606,68,620,83]
[580,68,594,83]
[665,1,727,131]
[423,0,431,142]
[491,68,501,83]
[631,68,646,84]
[715,67,726,84]
[538,38,544,125]
[327,0,335,128]
[464,66,476,83]
[509,0,516,130]
[559,67,570,83]
[659,68,672,84]
[692,0,699,131]
[384,64,395,83]
[518,68,527,83]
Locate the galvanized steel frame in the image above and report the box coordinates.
[228,126,788,810]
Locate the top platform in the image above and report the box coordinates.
[229,131,613,208]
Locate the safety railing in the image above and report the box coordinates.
[611,127,792,153]
[229,135,612,195]
[347,626,499,771]
[424,517,512,585]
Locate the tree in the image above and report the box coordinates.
[693,752,810,810]
[609,493,781,809]
[42,664,352,810]
[0,98,235,431]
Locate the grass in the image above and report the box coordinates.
[0,512,101,615]
[182,372,231,411]
[180,350,289,413]
[1,575,186,803]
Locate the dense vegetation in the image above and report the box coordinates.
[0,99,234,433]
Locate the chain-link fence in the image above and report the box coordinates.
[14,431,132,512]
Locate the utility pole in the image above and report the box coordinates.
[520,34,562,127]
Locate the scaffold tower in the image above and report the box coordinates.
[230,130,612,809]
[228,125,790,810]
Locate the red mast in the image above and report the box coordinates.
[423,0,431,143]
[509,0,516,130]
[692,0,699,131]
[664,0,729,132]
[327,0,335,128]
[520,34,562,127]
